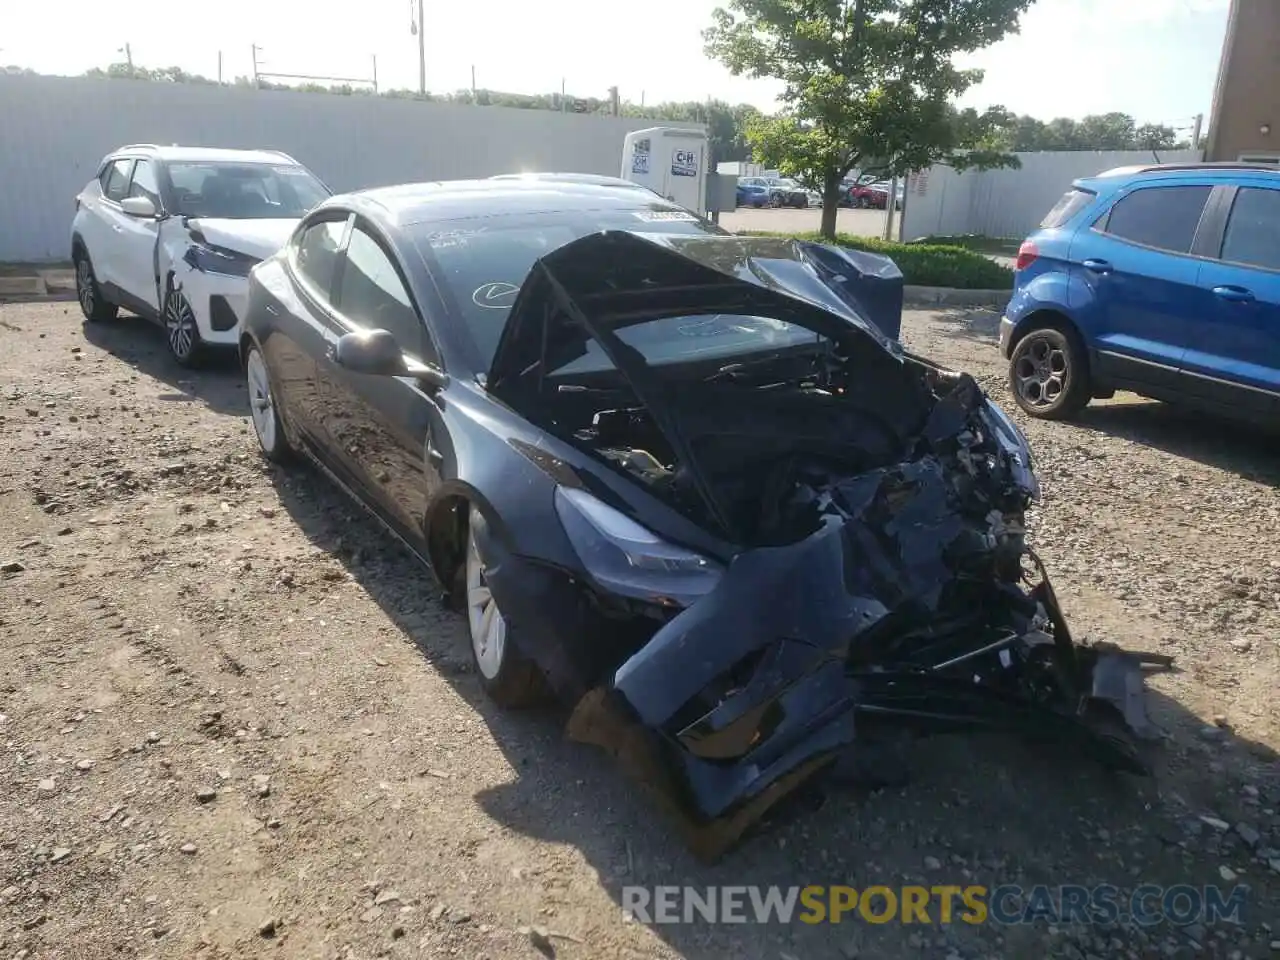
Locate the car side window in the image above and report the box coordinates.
[103,159,135,203]
[1098,185,1211,254]
[337,226,427,360]
[128,160,162,208]
[1219,187,1280,271]
[294,218,348,301]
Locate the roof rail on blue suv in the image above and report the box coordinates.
[998,162,1280,424]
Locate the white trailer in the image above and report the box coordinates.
[621,126,709,213]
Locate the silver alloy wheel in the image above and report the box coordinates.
[466,527,506,681]
[1013,333,1069,408]
[164,289,197,360]
[246,349,277,455]
[76,259,94,316]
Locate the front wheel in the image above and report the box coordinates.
[245,343,294,464]
[465,508,548,708]
[1008,323,1091,419]
[164,286,205,367]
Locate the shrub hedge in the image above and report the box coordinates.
[743,231,1015,290]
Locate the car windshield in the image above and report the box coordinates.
[412,209,821,374]
[166,162,329,220]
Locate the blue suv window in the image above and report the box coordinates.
[1220,187,1280,271]
[1040,188,1093,228]
[1098,184,1211,254]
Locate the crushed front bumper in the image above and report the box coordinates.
[565,376,1171,861]
[173,268,250,346]
[569,536,1171,861]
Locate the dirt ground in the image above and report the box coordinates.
[2,303,1279,960]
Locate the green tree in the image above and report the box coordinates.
[705,0,1030,238]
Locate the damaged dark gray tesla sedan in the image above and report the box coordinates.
[240,179,1171,860]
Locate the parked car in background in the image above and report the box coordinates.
[238,176,1160,859]
[740,176,807,208]
[768,178,810,208]
[736,181,770,208]
[1000,162,1280,423]
[848,181,902,210]
[71,144,330,366]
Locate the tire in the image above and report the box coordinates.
[770,193,782,208]
[464,507,548,708]
[74,251,118,323]
[1008,321,1091,420]
[245,343,294,465]
[163,284,205,367]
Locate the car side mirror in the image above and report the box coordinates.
[334,329,409,376]
[120,196,157,218]
[333,329,449,391]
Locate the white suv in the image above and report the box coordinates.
[71,145,330,365]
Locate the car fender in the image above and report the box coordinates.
[1004,268,1089,350]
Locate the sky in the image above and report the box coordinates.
[2,0,1229,130]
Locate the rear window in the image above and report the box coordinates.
[1098,184,1211,254]
[1039,188,1094,229]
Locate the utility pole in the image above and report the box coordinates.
[413,0,425,95]
[608,86,619,117]
[471,65,476,98]
[119,44,133,71]
[217,50,222,83]
[251,44,259,84]
[372,54,378,93]
[561,78,566,113]
[1191,113,1204,152]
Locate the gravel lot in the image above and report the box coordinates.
[717,206,890,237]
[2,302,1279,960]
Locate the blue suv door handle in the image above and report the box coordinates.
[1212,285,1255,303]
[1082,259,1112,274]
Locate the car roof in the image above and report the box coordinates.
[1078,161,1280,190]
[489,172,647,189]
[108,144,299,165]
[319,178,693,226]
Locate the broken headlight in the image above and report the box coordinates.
[183,242,259,278]
[554,486,723,608]
[982,400,1040,502]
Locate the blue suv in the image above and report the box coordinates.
[1000,163,1280,422]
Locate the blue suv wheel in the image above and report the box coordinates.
[1008,322,1091,419]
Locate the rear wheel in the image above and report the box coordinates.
[1008,322,1091,420]
[74,252,117,323]
[464,508,548,708]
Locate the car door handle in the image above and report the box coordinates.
[1082,259,1112,274]
[1212,285,1255,303]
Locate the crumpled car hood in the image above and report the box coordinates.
[487,229,906,391]
[185,217,299,260]
[487,230,915,543]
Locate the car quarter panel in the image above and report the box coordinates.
[246,254,335,454]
